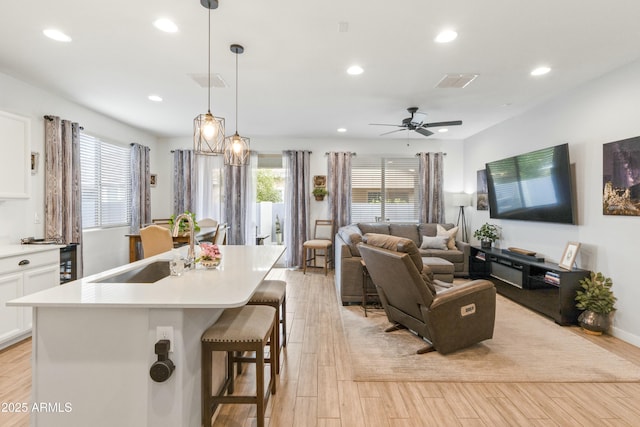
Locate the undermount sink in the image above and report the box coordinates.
[93,261,171,284]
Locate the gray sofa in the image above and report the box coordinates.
[335,222,470,304]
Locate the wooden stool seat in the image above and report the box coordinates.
[247,280,287,373]
[201,305,277,427]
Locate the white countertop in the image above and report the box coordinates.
[0,243,66,258]
[8,245,285,309]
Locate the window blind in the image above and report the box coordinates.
[80,133,131,228]
[351,157,420,223]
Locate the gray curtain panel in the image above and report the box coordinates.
[283,150,311,268]
[130,143,151,234]
[223,163,248,245]
[327,152,352,234]
[173,149,195,215]
[417,152,445,223]
[44,115,84,277]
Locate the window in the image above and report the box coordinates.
[80,133,131,228]
[351,157,419,222]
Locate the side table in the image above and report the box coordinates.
[360,259,380,317]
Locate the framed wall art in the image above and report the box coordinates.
[603,136,640,216]
[559,241,580,270]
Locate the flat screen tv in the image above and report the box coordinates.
[485,143,575,224]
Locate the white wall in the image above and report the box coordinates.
[0,72,160,275]
[464,58,640,346]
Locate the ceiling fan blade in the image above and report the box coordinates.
[380,128,406,136]
[415,128,434,137]
[421,120,463,128]
[369,123,404,127]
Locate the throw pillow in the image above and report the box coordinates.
[420,235,449,250]
[436,224,459,250]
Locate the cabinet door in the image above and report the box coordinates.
[0,272,23,344]
[0,110,30,198]
[23,265,60,330]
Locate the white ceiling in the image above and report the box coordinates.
[2,0,640,141]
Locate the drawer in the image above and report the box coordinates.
[0,250,59,273]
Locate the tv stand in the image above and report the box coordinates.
[470,246,589,325]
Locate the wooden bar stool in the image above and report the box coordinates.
[247,280,287,374]
[201,305,277,427]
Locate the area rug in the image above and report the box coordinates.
[342,295,640,382]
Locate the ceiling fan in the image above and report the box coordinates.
[370,107,462,137]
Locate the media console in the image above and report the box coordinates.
[469,246,590,325]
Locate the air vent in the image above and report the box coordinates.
[338,21,349,33]
[435,73,478,89]
[189,73,228,88]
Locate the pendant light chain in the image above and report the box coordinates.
[235,51,239,133]
[207,6,211,113]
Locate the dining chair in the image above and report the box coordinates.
[303,220,333,275]
[198,218,219,243]
[139,225,174,258]
[214,223,228,245]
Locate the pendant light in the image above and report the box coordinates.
[224,43,250,166]
[194,0,225,155]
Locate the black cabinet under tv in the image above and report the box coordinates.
[469,246,589,325]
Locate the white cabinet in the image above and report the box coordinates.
[0,272,22,344]
[0,248,59,348]
[0,110,31,199]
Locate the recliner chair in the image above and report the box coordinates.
[358,233,496,355]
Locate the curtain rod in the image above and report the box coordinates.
[415,152,447,156]
[324,152,357,156]
[43,115,84,130]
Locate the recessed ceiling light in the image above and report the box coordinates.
[347,65,364,75]
[531,66,551,76]
[337,128,347,133]
[148,95,163,102]
[153,18,178,33]
[43,29,72,42]
[435,30,457,43]
[438,128,449,133]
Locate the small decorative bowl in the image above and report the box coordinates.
[200,258,221,269]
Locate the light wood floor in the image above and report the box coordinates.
[2,269,640,426]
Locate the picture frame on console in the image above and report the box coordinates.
[559,241,580,270]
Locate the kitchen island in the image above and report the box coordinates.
[8,244,285,427]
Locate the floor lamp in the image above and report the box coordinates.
[452,193,471,242]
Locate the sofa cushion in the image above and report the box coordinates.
[437,224,459,250]
[358,223,390,235]
[338,225,364,256]
[389,223,420,245]
[419,248,464,263]
[420,235,449,250]
[418,223,438,237]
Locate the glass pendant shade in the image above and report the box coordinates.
[194,111,225,155]
[224,132,250,166]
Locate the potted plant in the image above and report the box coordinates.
[169,210,200,235]
[575,271,617,335]
[473,223,499,249]
[312,187,328,201]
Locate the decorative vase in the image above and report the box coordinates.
[200,258,221,269]
[481,240,492,249]
[314,195,325,201]
[578,310,613,335]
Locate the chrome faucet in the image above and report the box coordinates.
[172,213,196,268]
